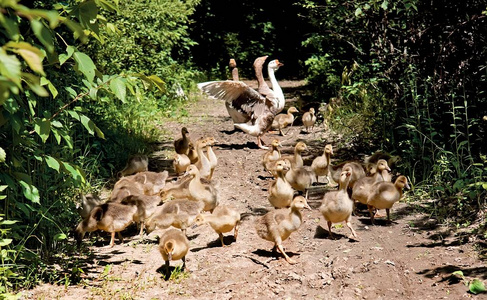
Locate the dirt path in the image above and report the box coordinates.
[28,81,485,299]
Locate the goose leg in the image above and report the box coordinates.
[109,232,116,247]
[234,222,240,242]
[386,208,391,224]
[257,136,268,150]
[164,260,171,280]
[139,222,145,236]
[368,205,375,225]
[276,243,296,264]
[219,232,227,247]
[327,221,335,239]
[345,219,358,239]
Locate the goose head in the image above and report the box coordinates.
[288,106,299,114]
[163,240,175,260]
[268,59,284,71]
[291,196,311,210]
[181,127,189,135]
[270,139,282,149]
[185,165,199,177]
[376,159,391,172]
[205,136,218,146]
[275,159,290,173]
[295,142,308,153]
[395,175,410,190]
[324,144,333,155]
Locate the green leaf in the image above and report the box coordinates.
[6,42,45,75]
[109,77,126,102]
[0,14,20,40]
[0,49,22,87]
[147,75,165,92]
[0,147,5,163]
[72,0,99,34]
[95,0,119,12]
[469,279,486,294]
[0,185,7,192]
[452,271,464,277]
[30,19,55,53]
[53,233,67,241]
[381,1,389,10]
[80,114,95,135]
[94,126,105,139]
[40,77,58,98]
[0,239,12,247]
[22,73,49,97]
[355,7,363,17]
[0,220,18,225]
[73,52,96,82]
[62,162,85,184]
[34,118,51,143]
[19,180,40,204]
[44,156,60,172]
[59,45,76,66]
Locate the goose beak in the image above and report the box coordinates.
[405,182,411,190]
[168,252,173,261]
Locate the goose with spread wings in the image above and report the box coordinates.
[198,59,284,149]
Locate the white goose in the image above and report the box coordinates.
[198,59,284,149]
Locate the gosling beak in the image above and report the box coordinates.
[168,252,173,261]
[405,182,411,190]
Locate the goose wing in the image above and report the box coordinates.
[198,80,271,117]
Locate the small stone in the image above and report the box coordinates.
[385,260,395,266]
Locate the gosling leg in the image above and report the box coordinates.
[368,205,375,225]
[219,233,227,247]
[345,219,358,239]
[234,221,240,242]
[276,243,296,264]
[327,221,335,239]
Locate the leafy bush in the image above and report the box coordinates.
[299,0,487,219]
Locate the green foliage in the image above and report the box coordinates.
[0,0,189,293]
[299,0,487,221]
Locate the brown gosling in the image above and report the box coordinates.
[195,138,212,179]
[268,159,294,208]
[193,205,241,247]
[159,228,190,279]
[302,107,317,133]
[187,142,199,164]
[75,201,137,247]
[186,165,219,212]
[130,171,169,195]
[120,194,162,236]
[173,153,191,175]
[77,192,104,219]
[311,144,333,183]
[174,127,191,155]
[205,137,218,180]
[366,175,410,225]
[319,167,358,240]
[255,195,311,264]
[281,141,307,169]
[272,106,299,136]
[341,161,366,189]
[120,154,149,177]
[352,159,391,206]
[285,164,316,198]
[262,139,282,174]
[146,199,204,234]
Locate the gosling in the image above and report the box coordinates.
[255,196,311,264]
[159,228,190,279]
[193,205,241,247]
